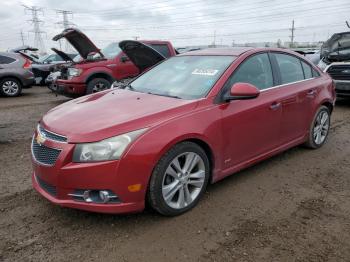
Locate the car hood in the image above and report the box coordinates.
[52,28,102,59]
[41,89,197,143]
[321,32,350,60]
[11,45,38,53]
[119,40,166,72]
[51,48,74,62]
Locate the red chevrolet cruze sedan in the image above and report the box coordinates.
[31,48,335,216]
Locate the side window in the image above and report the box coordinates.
[227,53,274,90]
[301,61,313,79]
[0,55,16,64]
[312,68,320,77]
[275,53,304,84]
[149,44,171,58]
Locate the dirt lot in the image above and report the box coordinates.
[1,86,350,262]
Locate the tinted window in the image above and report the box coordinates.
[312,68,320,77]
[130,56,234,99]
[301,61,313,79]
[0,55,16,64]
[149,44,171,58]
[228,53,273,90]
[275,53,304,84]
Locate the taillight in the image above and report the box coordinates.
[23,58,32,69]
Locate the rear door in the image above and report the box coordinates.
[271,52,317,144]
[220,52,282,169]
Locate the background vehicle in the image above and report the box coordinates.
[32,47,335,216]
[49,28,176,97]
[0,51,34,97]
[31,48,78,85]
[318,31,350,98]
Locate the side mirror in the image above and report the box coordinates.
[120,56,130,63]
[224,82,260,101]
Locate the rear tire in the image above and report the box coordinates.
[304,105,330,149]
[0,78,22,97]
[86,78,111,94]
[148,142,210,216]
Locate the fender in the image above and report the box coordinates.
[83,69,115,83]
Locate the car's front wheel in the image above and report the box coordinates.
[305,105,331,149]
[0,78,22,97]
[148,142,210,216]
[86,78,111,94]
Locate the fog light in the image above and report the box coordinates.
[99,190,110,203]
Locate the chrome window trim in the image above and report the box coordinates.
[260,77,316,93]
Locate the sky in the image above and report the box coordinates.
[0,0,349,52]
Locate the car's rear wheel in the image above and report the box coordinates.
[86,78,111,94]
[0,78,22,97]
[148,142,210,216]
[304,105,330,149]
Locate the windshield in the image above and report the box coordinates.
[37,54,50,63]
[129,55,235,100]
[101,42,122,59]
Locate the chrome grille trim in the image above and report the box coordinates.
[38,125,67,143]
[31,137,62,166]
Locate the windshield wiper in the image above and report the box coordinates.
[146,91,181,99]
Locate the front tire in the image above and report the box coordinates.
[304,105,330,149]
[148,142,210,216]
[0,78,22,97]
[86,78,111,94]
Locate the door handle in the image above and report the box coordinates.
[270,102,281,110]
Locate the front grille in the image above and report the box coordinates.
[39,125,67,143]
[35,175,57,196]
[327,65,350,80]
[32,138,61,166]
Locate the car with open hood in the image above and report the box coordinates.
[49,28,176,97]
[31,47,335,216]
[318,31,350,97]
[31,48,78,85]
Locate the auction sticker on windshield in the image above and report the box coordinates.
[192,69,219,76]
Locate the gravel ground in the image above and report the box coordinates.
[1,87,350,262]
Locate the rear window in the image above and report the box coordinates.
[275,53,304,84]
[149,44,171,58]
[0,55,16,64]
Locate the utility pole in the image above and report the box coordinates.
[20,30,25,46]
[22,5,46,54]
[56,10,74,52]
[212,30,216,47]
[289,20,295,48]
[133,36,140,40]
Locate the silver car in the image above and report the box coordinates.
[0,52,35,97]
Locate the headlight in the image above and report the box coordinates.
[72,128,148,162]
[111,81,118,89]
[67,68,82,79]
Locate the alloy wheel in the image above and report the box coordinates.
[92,82,107,93]
[313,110,330,145]
[162,152,206,209]
[2,81,19,95]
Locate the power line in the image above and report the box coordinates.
[22,5,46,54]
[56,9,75,52]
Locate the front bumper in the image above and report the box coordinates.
[31,128,148,214]
[32,172,144,214]
[48,80,86,97]
[334,80,350,97]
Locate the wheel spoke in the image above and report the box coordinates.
[166,165,179,179]
[189,170,205,179]
[171,157,182,173]
[162,180,181,201]
[315,131,322,144]
[183,152,199,173]
[177,187,185,208]
[187,179,204,188]
[321,113,328,125]
[183,184,192,204]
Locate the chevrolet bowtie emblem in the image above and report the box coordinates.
[36,132,46,146]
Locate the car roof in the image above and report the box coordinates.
[178,47,254,56]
